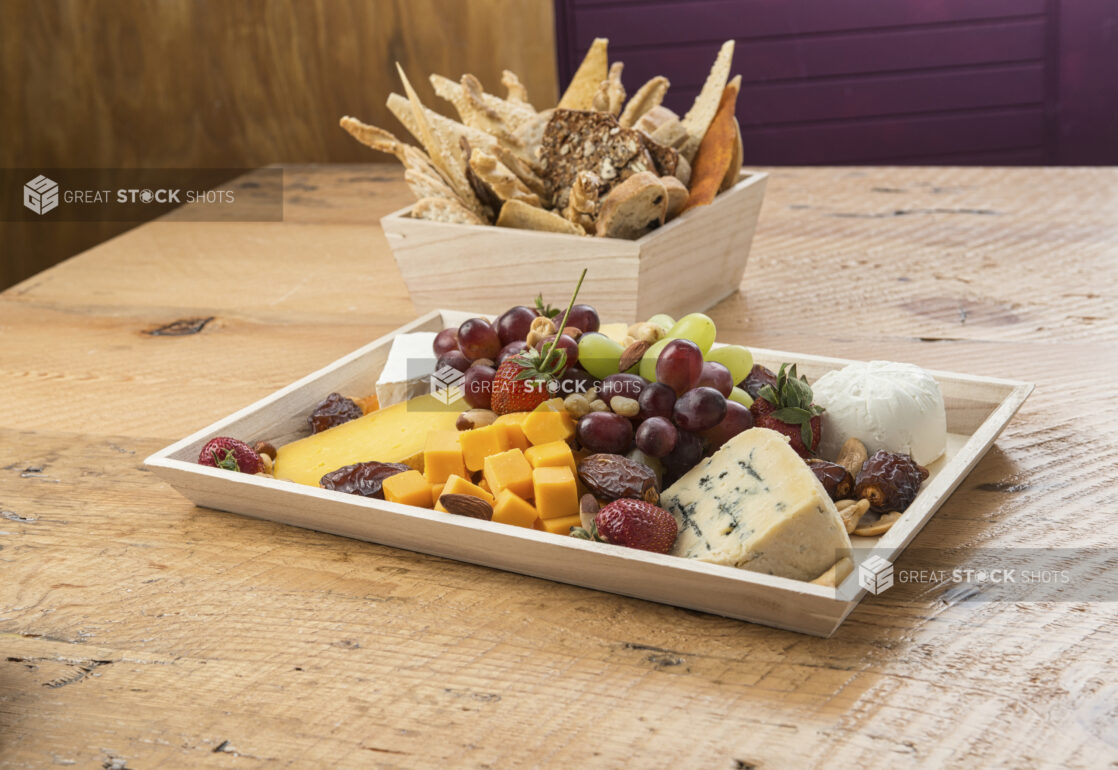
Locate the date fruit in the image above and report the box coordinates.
[320,461,410,498]
[854,450,929,512]
[806,458,854,501]
[308,392,364,434]
[577,453,659,504]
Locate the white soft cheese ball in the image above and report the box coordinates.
[812,361,947,466]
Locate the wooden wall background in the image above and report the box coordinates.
[0,0,559,291]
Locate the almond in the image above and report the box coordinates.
[439,493,493,521]
[619,339,651,372]
[579,493,600,530]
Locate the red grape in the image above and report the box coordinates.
[656,339,703,394]
[635,416,678,457]
[565,303,600,333]
[576,412,634,454]
[436,350,470,374]
[433,328,459,356]
[458,318,501,361]
[673,386,727,432]
[556,366,600,399]
[463,364,495,409]
[698,361,733,397]
[662,429,703,485]
[600,373,647,404]
[638,382,676,420]
[534,334,579,370]
[700,401,754,451]
[496,340,528,366]
[495,305,537,345]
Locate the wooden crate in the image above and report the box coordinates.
[144,309,1032,637]
[380,171,768,320]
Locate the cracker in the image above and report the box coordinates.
[502,69,531,106]
[387,92,497,158]
[682,80,739,213]
[412,196,485,226]
[592,62,625,116]
[679,40,735,162]
[338,116,405,161]
[619,76,670,128]
[557,37,609,110]
[720,116,743,192]
[468,149,541,208]
[404,167,461,205]
[496,199,585,235]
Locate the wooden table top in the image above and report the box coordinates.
[2,165,1116,769]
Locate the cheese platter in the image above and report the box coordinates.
[145,305,1032,637]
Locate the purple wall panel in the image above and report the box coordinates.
[554,0,1118,165]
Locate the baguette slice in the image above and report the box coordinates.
[595,171,668,240]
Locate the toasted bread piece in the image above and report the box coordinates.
[468,149,541,209]
[680,40,735,162]
[649,118,688,150]
[405,168,461,206]
[595,171,668,240]
[660,176,689,220]
[673,154,692,187]
[592,62,626,116]
[412,196,485,225]
[721,116,743,192]
[639,133,681,178]
[497,199,586,235]
[339,116,407,161]
[558,38,609,110]
[635,105,680,136]
[502,69,531,106]
[619,77,670,128]
[562,170,603,231]
[683,81,740,213]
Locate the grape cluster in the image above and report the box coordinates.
[432,303,601,410]
[574,313,759,485]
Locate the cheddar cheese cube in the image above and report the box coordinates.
[495,421,529,452]
[483,449,534,499]
[522,401,575,446]
[532,465,578,520]
[423,429,467,484]
[458,425,505,472]
[524,440,577,476]
[434,474,496,512]
[492,489,539,529]
[382,470,432,508]
[538,513,582,535]
[430,482,445,507]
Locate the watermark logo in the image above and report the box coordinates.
[23,175,59,215]
[859,555,894,595]
[430,365,466,405]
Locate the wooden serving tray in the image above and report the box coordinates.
[144,310,1032,637]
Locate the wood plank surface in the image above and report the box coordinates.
[2,165,1117,768]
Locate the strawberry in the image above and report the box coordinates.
[198,437,263,474]
[572,499,678,554]
[492,269,588,415]
[749,363,825,458]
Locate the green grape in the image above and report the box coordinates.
[647,313,675,333]
[578,333,623,379]
[728,386,754,409]
[667,313,717,353]
[639,337,671,382]
[705,344,754,385]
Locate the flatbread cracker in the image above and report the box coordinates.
[679,40,735,162]
[592,62,625,115]
[720,116,743,192]
[502,69,531,106]
[619,76,670,128]
[412,196,485,225]
[387,93,497,157]
[558,38,608,110]
[682,80,739,213]
[338,116,406,161]
[497,199,585,235]
[468,149,541,208]
[405,168,461,205]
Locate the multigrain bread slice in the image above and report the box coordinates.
[595,172,668,239]
[497,199,586,235]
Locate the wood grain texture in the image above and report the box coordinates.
[0,0,558,291]
[2,165,1118,768]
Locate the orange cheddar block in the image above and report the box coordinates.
[532,465,578,520]
[483,449,534,499]
[492,489,539,529]
[430,482,445,507]
[524,440,577,476]
[434,474,496,511]
[458,425,506,472]
[495,421,529,452]
[423,430,466,484]
[382,469,432,508]
[522,401,575,446]
[538,513,581,535]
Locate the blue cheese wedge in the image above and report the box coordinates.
[662,428,852,581]
[375,332,438,408]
